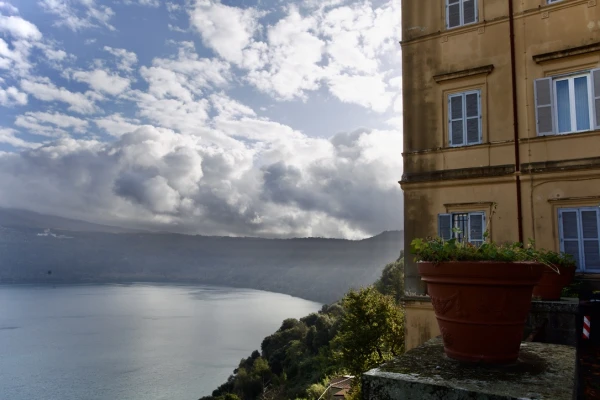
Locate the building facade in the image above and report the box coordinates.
[401,0,600,350]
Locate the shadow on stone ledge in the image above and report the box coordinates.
[363,337,575,400]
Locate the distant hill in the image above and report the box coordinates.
[0,210,403,303]
[0,208,140,233]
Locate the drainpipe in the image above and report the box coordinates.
[508,0,524,244]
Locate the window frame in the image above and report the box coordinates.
[446,0,479,30]
[552,73,594,135]
[447,89,482,147]
[438,211,486,245]
[558,207,600,272]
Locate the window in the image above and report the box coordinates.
[534,69,600,136]
[547,0,563,3]
[558,207,600,272]
[448,90,482,146]
[446,0,478,29]
[438,212,485,245]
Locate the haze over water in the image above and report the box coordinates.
[0,284,321,400]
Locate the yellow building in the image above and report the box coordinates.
[401,0,600,350]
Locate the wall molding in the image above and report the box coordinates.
[433,64,494,83]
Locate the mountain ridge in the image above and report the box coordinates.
[0,209,403,303]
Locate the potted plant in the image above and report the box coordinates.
[532,250,576,301]
[411,236,549,364]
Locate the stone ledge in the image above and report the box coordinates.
[363,337,575,400]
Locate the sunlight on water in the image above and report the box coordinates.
[0,284,321,400]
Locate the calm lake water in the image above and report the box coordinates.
[0,284,321,400]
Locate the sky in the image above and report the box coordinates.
[0,0,403,239]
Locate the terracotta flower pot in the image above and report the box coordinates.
[418,261,544,364]
[532,265,576,300]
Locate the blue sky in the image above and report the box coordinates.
[0,0,403,238]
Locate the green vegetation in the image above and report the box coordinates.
[411,237,575,269]
[200,257,405,400]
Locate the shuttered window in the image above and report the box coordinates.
[438,212,486,245]
[446,0,478,29]
[558,207,600,272]
[448,90,482,147]
[534,69,600,136]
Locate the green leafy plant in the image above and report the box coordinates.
[411,234,575,273]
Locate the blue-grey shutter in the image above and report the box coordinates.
[449,94,464,146]
[438,214,453,240]
[463,0,477,24]
[591,68,600,130]
[581,209,600,270]
[559,209,581,270]
[447,0,461,28]
[534,77,555,136]
[466,91,481,144]
[468,212,485,245]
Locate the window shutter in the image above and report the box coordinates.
[581,209,600,270]
[449,94,464,146]
[534,77,555,136]
[466,91,481,144]
[463,0,477,24]
[468,212,485,245]
[559,209,581,270]
[447,0,461,28]
[438,214,453,241]
[591,68,600,130]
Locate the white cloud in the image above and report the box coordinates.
[0,125,402,238]
[124,0,160,7]
[20,78,97,114]
[0,15,42,40]
[0,2,19,14]
[326,73,394,113]
[16,111,88,135]
[189,0,260,64]
[72,69,131,96]
[94,114,141,137]
[0,85,27,106]
[40,0,115,31]
[103,46,138,72]
[0,127,38,148]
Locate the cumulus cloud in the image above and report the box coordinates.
[20,78,97,114]
[0,125,402,238]
[1,0,404,238]
[40,0,115,31]
[0,85,27,106]
[0,15,42,40]
[188,0,401,112]
[190,0,260,64]
[103,46,138,73]
[72,69,131,96]
[14,111,88,137]
[0,127,38,148]
[94,114,141,137]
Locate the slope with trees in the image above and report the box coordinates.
[200,257,405,400]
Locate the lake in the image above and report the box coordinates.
[0,284,321,400]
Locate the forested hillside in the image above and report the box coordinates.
[201,258,405,400]
[0,210,403,303]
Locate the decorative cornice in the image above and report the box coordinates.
[401,164,515,184]
[433,64,494,83]
[533,42,600,64]
[522,156,600,174]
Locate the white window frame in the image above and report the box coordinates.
[446,0,478,29]
[448,90,482,147]
[552,73,594,135]
[438,211,486,245]
[558,207,600,272]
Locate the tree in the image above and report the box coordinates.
[333,286,404,376]
[374,257,404,303]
